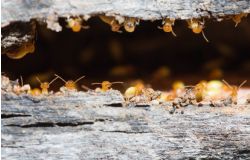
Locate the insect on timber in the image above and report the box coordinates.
[187,19,209,42]
[222,80,247,105]
[194,81,208,102]
[92,81,123,92]
[124,17,140,33]
[66,17,89,32]
[99,15,122,33]
[158,18,177,36]
[36,76,58,95]
[232,13,248,27]
[124,83,145,100]
[55,74,85,91]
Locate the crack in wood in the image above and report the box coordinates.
[1,114,31,119]
[4,121,95,128]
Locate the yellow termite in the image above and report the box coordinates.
[222,80,247,104]
[66,17,89,32]
[158,18,177,36]
[124,17,140,32]
[187,19,209,42]
[92,81,123,92]
[36,76,58,95]
[99,15,122,33]
[55,74,85,91]
[232,13,248,27]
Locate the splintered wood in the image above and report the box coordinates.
[2,76,250,159]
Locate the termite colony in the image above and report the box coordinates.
[2,73,248,110]
[58,13,248,42]
[3,13,248,60]
[1,13,250,110]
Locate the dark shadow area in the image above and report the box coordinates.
[2,17,250,90]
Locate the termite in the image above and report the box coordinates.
[28,88,42,96]
[99,15,122,33]
[124,17,140,32]
[172,81,185,97]
[158,18,177,36]
[124,83,145,100]
[92,81,123,92]
[55,74,85,91]
[194,81,208,102]
[187,19,209,42]
[36,76,58,95]
[232,13,248,27]
[66,17,89,32]
[222,80,247,105]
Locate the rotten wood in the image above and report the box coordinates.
[1,76,250,159]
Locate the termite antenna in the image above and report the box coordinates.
[157,26,163,30]
[82,25,90,29]
[111,82,124,84]
[54,74,67,83]
[184,85,195,88]
[239,80,247,89]
[74,76,85,83]
[171,30,177,37]
[222,79,233,89]
[81,85,90,91]
[49,76,59,85]
[20,76,23,86]
[201,31,209,43]
[36,77,42,84]
[235,22,239,27]
[92,83,102,85]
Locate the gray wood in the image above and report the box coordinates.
[2,77,250,159]
[2,0,250,28]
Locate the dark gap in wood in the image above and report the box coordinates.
[105,103,123,107]
[1,114,31,119]
[5,121,95,128]
[101,130,151,134]
[56,121,94,126]
[238,149,250,154]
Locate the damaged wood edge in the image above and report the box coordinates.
[2,0,250,28]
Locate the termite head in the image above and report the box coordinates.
[158,18,176,36]
[55,74,85,91]
[67,17,82,32]
[102,81,112,90]
[188,19,203,34]
[65,80,76,90]
[111,23,122,32]
[222,80,247,104]
[232,13,248,27]
[92,81,123,91]
[163,18,174,32]
[124,18,139,32]
[28,88,41,96]
[36,76,58,94]
[188,19,209,42]
[40,82,49,90]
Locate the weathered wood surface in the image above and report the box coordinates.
[2,87,250,159]
[2,0,250,27]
